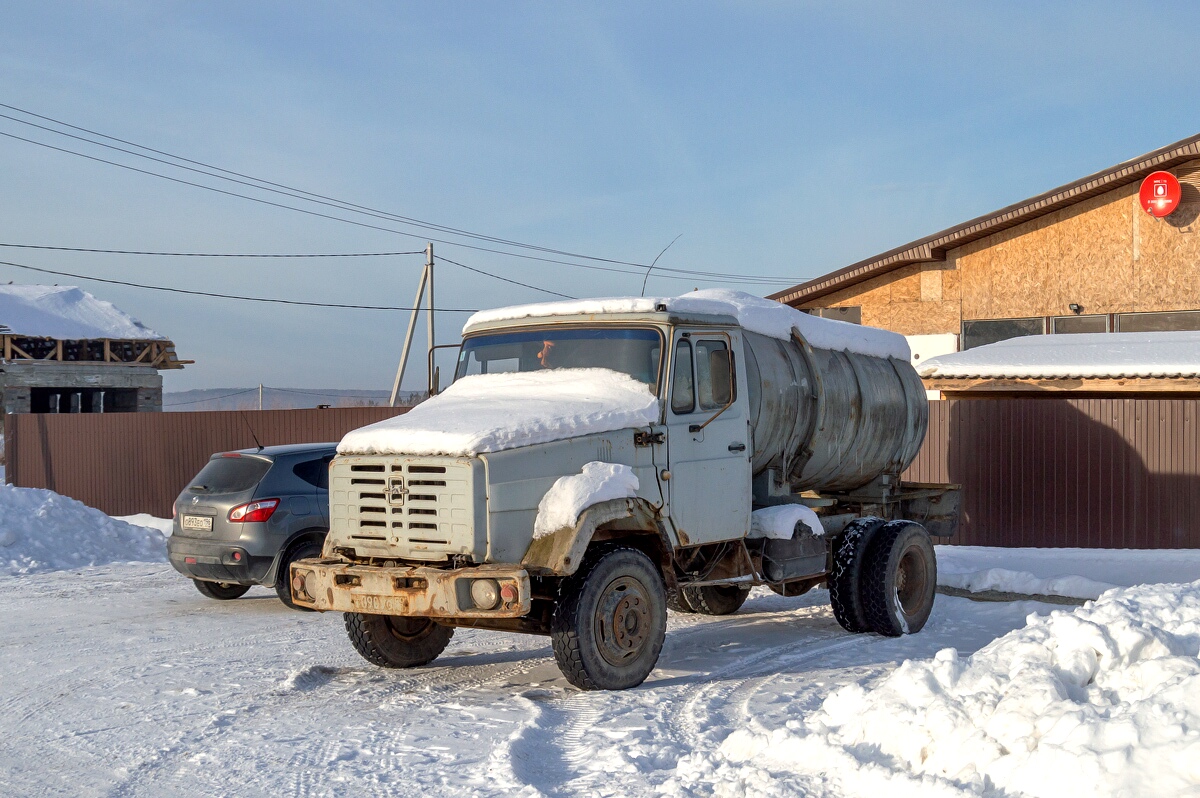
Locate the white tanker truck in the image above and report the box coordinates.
[289,291,960,690]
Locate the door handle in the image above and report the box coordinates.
[728,442,746,452]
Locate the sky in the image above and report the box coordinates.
[2,1,1200,392]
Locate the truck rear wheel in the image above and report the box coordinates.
[861,521,936,636]
[666,587,697,614]
[551,547,667,691]
[828,517,885,633]
[682,584,750,615]
[344,613,454,668]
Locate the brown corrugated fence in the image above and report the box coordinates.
[6,399,1200,547]
[903,398,1200,548]
[4,407,408,517]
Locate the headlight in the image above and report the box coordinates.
[470,579,500,610]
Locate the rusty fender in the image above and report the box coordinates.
[521,497,664,576]
[288,560,531,618]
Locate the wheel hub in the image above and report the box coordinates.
[595,576,652,667]
[895,545,929,616]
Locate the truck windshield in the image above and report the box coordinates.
[455,327,663,392]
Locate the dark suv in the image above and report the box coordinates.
[167,443,336,609]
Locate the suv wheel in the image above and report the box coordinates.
[275,539,325,611]
[193,579,251,600]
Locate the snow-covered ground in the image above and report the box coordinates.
[3,488,1199,796]
[0,565,1049,797]
[937,545,1200,600]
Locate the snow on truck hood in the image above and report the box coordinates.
[337,369,660,457]
[463,289,909,361]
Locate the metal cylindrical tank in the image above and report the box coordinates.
[741,330,927,492]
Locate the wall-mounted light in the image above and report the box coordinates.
[1068,303,1083,314]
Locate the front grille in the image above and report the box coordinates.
[330,456,477,561]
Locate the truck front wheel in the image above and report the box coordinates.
[551,547,667,691]
[344,613,454,668]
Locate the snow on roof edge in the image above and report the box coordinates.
[0,285,166,341]
[919,330,1200,380]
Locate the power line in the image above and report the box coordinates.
[0,239,575,299]
[437,255,575,300]
[0,243,425,257]
[0,258,480,312]
[0,104,798,285]
[163,388,258,407]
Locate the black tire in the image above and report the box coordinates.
[344,613,454,668]
[275,539,325,611]
[828,517,885,633]
[769,580,814,598]
[666,586,697,614]
[551,547,667,691]
[193,579,251,600]
[682,584,751,615]
[861,521,937,637]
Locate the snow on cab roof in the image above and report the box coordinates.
[463,289,909,361]
[918,331,1200,380]
[0,284,166,341]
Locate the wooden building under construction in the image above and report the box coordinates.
[771,131,1200,395]
[0,285,188,413]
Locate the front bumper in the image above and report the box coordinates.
[288,560,532,618]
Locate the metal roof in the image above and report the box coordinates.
[917,331,1200,381]
[770,132,1200,306]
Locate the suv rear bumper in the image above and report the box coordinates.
[168,536,274,585]
[288,560,531,618]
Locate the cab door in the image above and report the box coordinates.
[664,330,752,545]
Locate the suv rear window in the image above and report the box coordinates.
[189,456,272,494]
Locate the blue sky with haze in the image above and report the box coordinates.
[2,2,1198,391]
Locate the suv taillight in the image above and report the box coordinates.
[228,498,280,523]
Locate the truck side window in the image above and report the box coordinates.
[671,340,695,414]
[696,340,733,411]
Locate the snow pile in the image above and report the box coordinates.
[941,567,1118,600]
[748,504,824,540]
[338,368,660,456]
[0,485,168,575]
[114,514,175,537]
[919,330,1200,380]
[0,284,165,340]
[676,581,1200,797]
[533,462,639,538]
[465,289,909,360]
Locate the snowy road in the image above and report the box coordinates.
[0,565,1050,797]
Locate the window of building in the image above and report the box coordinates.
[1052,315,1108,334]
[1116,310,1200,333]
[29,387,138,413]
[809,306,861,324]
[961,318,1045,350]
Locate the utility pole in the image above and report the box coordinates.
[258,383,263,411]
[390,243,434,407]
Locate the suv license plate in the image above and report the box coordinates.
[181,514,213,532]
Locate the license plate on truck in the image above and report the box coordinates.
[181,515,213,532]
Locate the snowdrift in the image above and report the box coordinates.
[0,485,168,575]
[669,581,1200,797]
